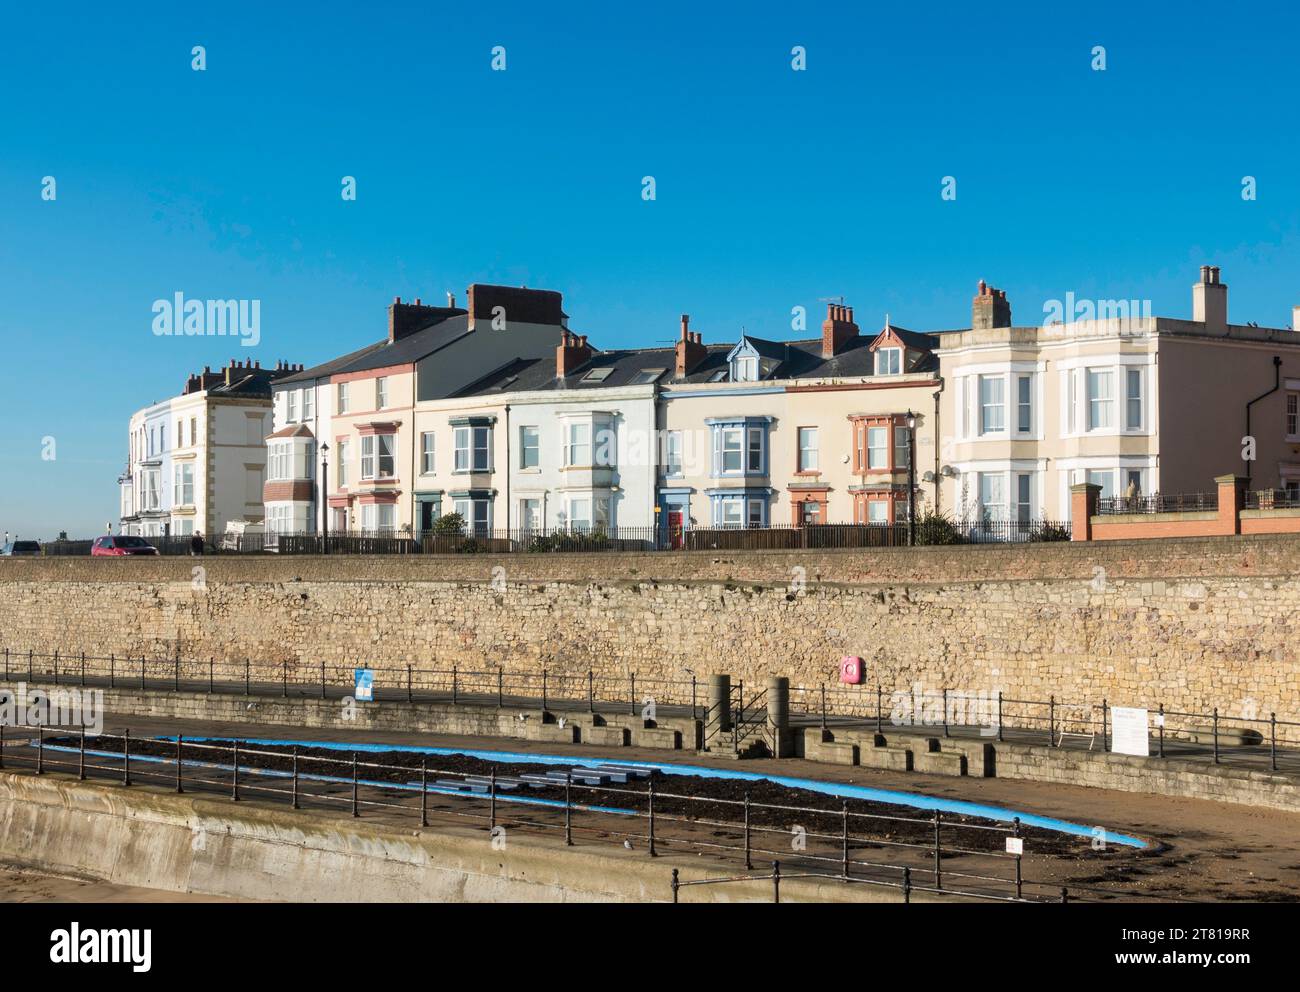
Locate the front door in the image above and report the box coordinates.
[419,500,437,534]
[668,510,684,549]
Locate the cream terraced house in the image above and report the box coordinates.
[411,330,659,536]
[654,307,943,544]
[119,360,292,539]
[936,267,1300,522]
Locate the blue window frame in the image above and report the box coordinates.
[706,417,772,479]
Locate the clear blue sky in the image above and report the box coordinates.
[2,0,1298,539]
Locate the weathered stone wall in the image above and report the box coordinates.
[1,534,1297,719]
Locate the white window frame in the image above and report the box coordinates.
[1016,373,1033,434]
[454,425,492,472]
[1087,369,1114,431]
[376,377,390,410]
[867,426,888,469]
[565,422,592,467]
[665,431,683,476]
[720,428,743,474]
[421,432,435,475]
[173,463,194,506]
[798,427,819,472]
[361,434,396,480]
[520,426,539,469]
[979,375,1005,435]
[875,348,901,375]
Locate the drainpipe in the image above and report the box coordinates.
[1245,356,1282,487]
[932,387,942,513]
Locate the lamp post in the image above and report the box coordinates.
[319,442,330,555]
[905,410,917,546]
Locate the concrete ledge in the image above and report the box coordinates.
[913,746,967,777]
[585,726,630,747]
[860,745,912,772]
[630,727,682,750]
[803,733,859,765]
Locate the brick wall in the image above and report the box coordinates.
[2,534,1298,720]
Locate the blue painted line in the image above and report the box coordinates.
[172,736,1151,848]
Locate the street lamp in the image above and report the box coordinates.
[905,410,917,546]
[319,442,330,554]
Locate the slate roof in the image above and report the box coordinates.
[275,310,470,384]
[453,324,940,397]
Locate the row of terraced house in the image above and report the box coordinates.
[118,266,1300,545]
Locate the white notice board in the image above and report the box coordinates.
[1110,706,1149,756]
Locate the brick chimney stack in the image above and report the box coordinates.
[972,280,1012,329]
[388,296,445,344]
[675,314,707,377]
[821,303,859,358]
[556,329,593,378]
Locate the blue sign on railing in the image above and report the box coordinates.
[354,668,375,702]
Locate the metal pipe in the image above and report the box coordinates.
[1244,356,1282,486]
[841,801,849,879]
[743,790,752,870]
[420,758,428,827]
[565,771,573,846]
[647,778,657,857]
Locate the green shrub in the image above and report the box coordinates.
[913,511,966,546]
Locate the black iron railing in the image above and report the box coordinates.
[1096,492,1218,515]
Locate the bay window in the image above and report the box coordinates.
[361,433,396,480]
[453,424,492,472]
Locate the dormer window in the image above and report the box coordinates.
[875,348,902,375]
[733,356,759,382]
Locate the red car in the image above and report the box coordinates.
[91,535,160,557]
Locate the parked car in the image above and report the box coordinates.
[1,540,41,556]
[91,535,160,557]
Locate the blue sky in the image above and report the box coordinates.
[2,0,1298,538]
